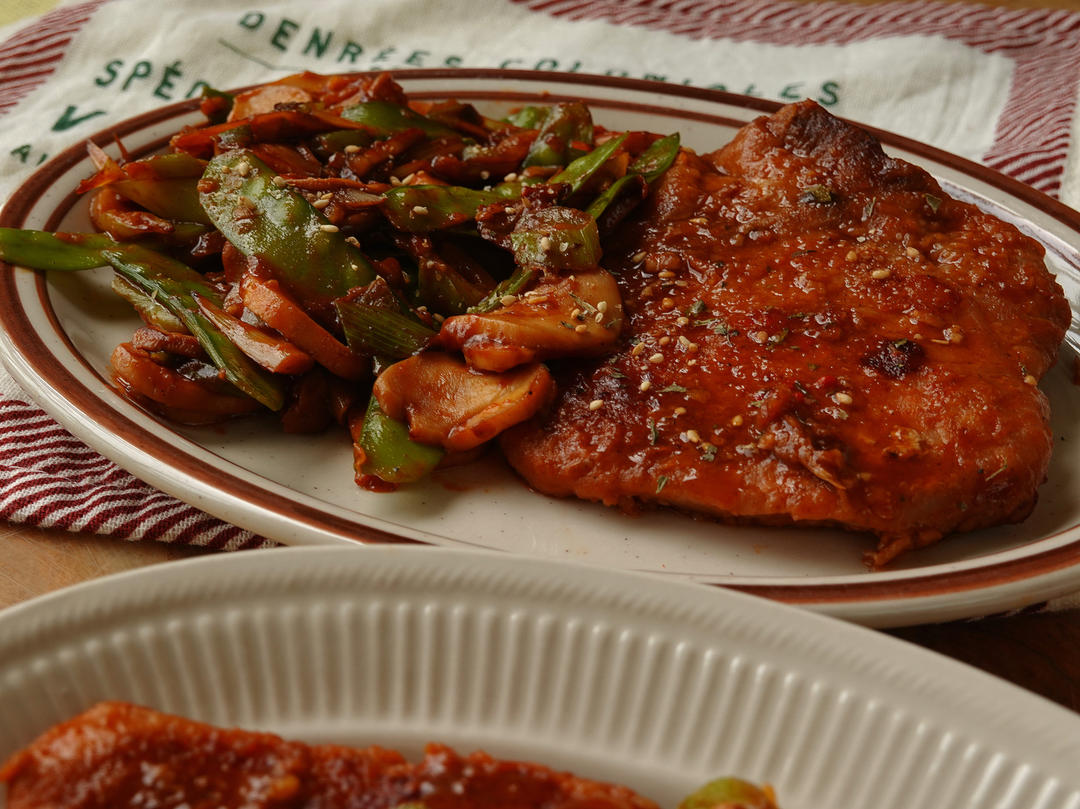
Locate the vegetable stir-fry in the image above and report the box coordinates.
[0,71,679,490]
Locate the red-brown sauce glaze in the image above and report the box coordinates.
[0,702,660,809]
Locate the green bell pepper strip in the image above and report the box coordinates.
[522,102,593,168]
[548,133,627,196]
[586,133,681,220]
[0,227,284,410]
[199,151,375,301]
[357,394,444,484]
[381,185,512,233]
[335,298,437,360]
[340,101,457,137]
[509,207,601,272]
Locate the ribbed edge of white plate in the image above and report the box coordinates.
[1,547,1079,809]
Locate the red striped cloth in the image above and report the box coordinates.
[0,0,1076,551]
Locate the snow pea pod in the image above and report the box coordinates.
[522,102,593,168]
[199,150,375,301]
[355,394,444,485]
[586,133,681,220]
[340,101,456,137]
[549,132,627,195]
[381,185,510,232]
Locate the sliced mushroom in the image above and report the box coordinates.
[373,352,554,452]
[439,269,624,372]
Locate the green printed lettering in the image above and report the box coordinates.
[122,60,153,90]
[444,55,462,66]
[565,60,583,72]
[818,81,840,106]
[52,104,106,131]
[643,73,667,82]
[95,59,122,87]
[534,58,558,70]
[706,83,727,91]
[271,17,299,51]
[500,58,522,68]
[239,11,264,30]
[373,47,395,61]
[405,49,428,67]
[305,28,332,57]
[741,84,761,96]
[154,60,183,100]
[10,144,32,163]
[605,68,629,77]
[338,41,363,63]
[780,82,804,101]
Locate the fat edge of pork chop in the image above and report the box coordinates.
[501,100,1071,566]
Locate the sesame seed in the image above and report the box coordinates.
[312,198,331,209]
[1023,374,1038,386]
[319,223,340,233]
[690,216,708,225]
[639,380,652,392]
[570,308,582,319]
[588,399,604,411]
[480,170,490,180]
[234,160,251,176]
[658,270,675,279]
[845,250,857,261]
[631,342,646,357]
[754,331,769,343]
[344,144,361,153]
[649,352,665,364]
[500,294,518,306]
[661,297,675,310]
[687,342,699,352]
[412,205,429,215]
[320,191,334,200]
[731,414,744,426]
[595,312,604,323]
[676,316,689,326]
[271,175,287,187]
[686,429,701,443]
[673,406,687,416]
[833,391,854,405]
[687,358,698,366]
[596,300,608,313]
[504,172,519,182]
[345,236,361,247]
[640,285,656,299]
[540,236,553,251]
[678,335,691,348]
[659,336,671,346]
[575,324,588,334]
[871,268,891,280]
[432,312,445,323]
[632,251,647,263]
[905,246,920,258]
[389,176,403,186]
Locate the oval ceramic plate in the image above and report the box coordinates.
[1,70,1078,628]
[1,546,1079,809]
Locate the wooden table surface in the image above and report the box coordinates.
[1,0,1079,727]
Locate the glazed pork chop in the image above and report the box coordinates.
[501,100,1071,566]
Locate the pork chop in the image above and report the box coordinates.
[500,100,1071,566]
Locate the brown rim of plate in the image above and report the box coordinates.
[1,67,1079,606]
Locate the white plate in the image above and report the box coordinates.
[1,546,1079,809]
[1,70,1078,627]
